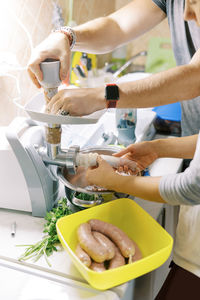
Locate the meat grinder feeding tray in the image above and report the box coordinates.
[24,92,105,125]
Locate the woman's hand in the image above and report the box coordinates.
[27,32,71,88]
[46,86,105,116]
[86,156,118,190]
[114,140,158,172]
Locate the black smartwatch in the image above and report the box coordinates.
[105,83,119,108]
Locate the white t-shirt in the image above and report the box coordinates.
[159,132,200,277]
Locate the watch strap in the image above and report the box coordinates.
[105,83,119,109]
[107,100,118,108]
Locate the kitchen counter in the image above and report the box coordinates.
[0,258,119,300]
[0,208,123,299]
[0,111,183,299]
[0,155,182,300]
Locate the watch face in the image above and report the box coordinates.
[106,84,119,100]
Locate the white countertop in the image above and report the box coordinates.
[0,155,182,297]
[0,111,183,299]
[0,208,125,299]
[0,258,119,300]
[0,208,84,281]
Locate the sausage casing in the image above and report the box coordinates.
[89,219,135,258]
[129,241,143,263]
[90,262,106,272]
[75,243,91,267]
[109,244,125,269]
[77,223,108,263]
[93,231,115,260]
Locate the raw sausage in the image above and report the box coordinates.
[89,219,135,258]
[109,244,125,269]
[90,262,106,272]
[129,241,143,263]
[75,244,91,267]
[77,223,108,263]
[92,231,115,260]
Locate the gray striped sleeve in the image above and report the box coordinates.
[159,133,200,206]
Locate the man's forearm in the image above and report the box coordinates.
[117,64,200,108]
[95,62,200,114]
[73,17,121,53]
[73,0,165,54]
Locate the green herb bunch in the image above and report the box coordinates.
[17,198,72,267]
[75,192,99,201]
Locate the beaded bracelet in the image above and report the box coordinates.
[53,26,76,50]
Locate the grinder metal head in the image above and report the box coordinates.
[57,145,123,194]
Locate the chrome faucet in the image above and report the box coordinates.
[113,50,147,78]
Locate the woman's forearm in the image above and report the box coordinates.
[107,134,199,203]
[112,173,165,203]
[152,134,198,159]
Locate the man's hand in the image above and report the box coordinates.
[27,32,71,88]
[114,140,158,172]
[46,86,105,116]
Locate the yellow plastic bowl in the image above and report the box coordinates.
[56,198,173,290]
